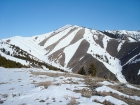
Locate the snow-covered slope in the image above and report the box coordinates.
[0,67,140,105]
[0,25,140,84]
[104,30,140,41]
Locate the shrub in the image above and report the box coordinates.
[20,103,27,105]
[102,100,113,105]
[67,97,80,105]
[0,100,4,104]
[2,94,8,98]
[88,63,96,77]
[36,81,52,89]
[78,66,86,75]
[81,88,92,98]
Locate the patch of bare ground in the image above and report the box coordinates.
[0,99,4,104]
[93,99,113,105]
[108,85,140,97]
[131,84,140,88]
[67,97,80,105]
[30,71,84,78]
[82,76,103,89]
[20,103,27,105]
[62,78,79,85]
[73,88,97,98]
[97,91,140,105]
[30,71,63,77]
[0,82,8,85]
[35,81,52,89]
[1,94,8,98]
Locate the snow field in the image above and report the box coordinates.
[43,26,73,49]
[63,39,84,67]
[48,28,81,56]
[0,67,140,105]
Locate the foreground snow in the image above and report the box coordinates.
[0,67,140,105]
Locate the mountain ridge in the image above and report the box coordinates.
[0,25,140,84]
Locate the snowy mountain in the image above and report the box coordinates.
[103,30,140,41]
[0,25,140,84]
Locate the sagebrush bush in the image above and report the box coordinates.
[67,97,80,105]
[37,81,52,89]
[81,88,92,98]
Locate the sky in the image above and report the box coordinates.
[0,0,140,39]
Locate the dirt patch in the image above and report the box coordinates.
[97,91,140,105]
[109,85,140,97]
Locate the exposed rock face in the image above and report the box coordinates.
[1,25,140,84]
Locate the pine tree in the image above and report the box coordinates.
[88,63,96,77]
[78,66,86,75]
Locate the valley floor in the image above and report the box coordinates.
[0,67,140,105]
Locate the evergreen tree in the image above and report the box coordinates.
[88,63,96,77]
[78,66,86,75]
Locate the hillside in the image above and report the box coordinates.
[0,25,140,84]
[0,67,140,105]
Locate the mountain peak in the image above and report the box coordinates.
[1,25,140,84]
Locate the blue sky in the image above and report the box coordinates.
[0,0,140,39]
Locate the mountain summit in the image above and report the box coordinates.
[0,25,140,84]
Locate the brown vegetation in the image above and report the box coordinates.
[36,81,52,89]
[67,97,80,105]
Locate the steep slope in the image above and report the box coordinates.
[0,25,140,84]
[103,30,140,41]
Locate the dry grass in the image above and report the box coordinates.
[30,71,84,78]
[2,94,8,98]
[30,71,60,77]
[9,87,15,90]
[51,97,56,102]
[73,88,92,98]
[39,100,45,102]
[12,93,20,97]
[83,76,103,90]
[64,95,71,100]
[109,85,140,97]
[102,100,113,105]
[18,78,22,80]
[36,81,52,89]
[0,82,8,85]
[67,97,80,105]
[53,83,61,86]
[66,80,79,85]
[131,84,140,88]
[12,93,16,97]
[93,99,101,103]
[20,103,27,105]
[81,89,92,98]
[97,91,140,105]
[93,99,113,105]
[0,99,4,104]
